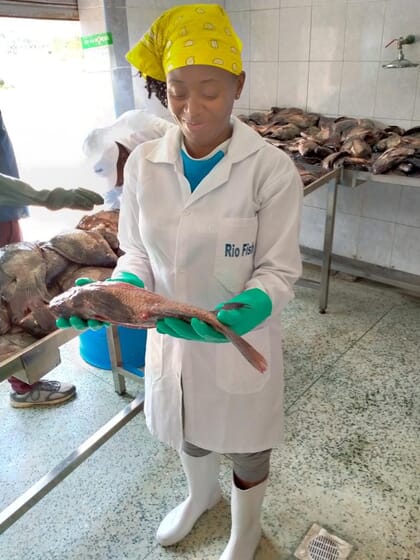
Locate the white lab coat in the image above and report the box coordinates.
[115,116,303,453]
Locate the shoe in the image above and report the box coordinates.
[10,380,76,408]
[219,477,268,560]
[156,451,222,546]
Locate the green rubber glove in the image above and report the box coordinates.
[55,272,144,331]
[156,316,221,341]
[157,288,272,342]
[45,187,104,211]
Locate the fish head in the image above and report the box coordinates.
[49,282,137,325]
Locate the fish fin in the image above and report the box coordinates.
[218,302,249,311]
[216,323,267,374]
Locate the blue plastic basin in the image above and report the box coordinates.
[79,326,147,377]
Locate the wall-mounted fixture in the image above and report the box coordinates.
[382,34,419,68]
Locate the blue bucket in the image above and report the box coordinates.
[79,326,147,377]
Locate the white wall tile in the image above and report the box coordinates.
[249,62,278,109]
[126,7,159,47]
[307,61,342,114]
[278,7,311,61]
[277,62,309,108]
[361,181,402,222]
[226,0,251,11]
[303,183,328,210]
[310,3,346,61]
[413,82,420,121]
[374,67,418,120]
[154,0,216,8]
[356,217,394,267]
[339,62,378,117]
[250,9,280,61]
[280,0,311,6]
[344,1,385,61]
[229,10,250,61]
[397,186,420,228]
[251,0,280,8]
[332,212,360,258]
[337,184,364,216]
[391,224,420,275]
[300,206,326,250]
[312,0,346,5]
[236,60,250,109]
[125,0,152,6]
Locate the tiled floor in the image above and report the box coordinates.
[0,264,419,560]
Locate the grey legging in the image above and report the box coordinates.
[183,440,271,482]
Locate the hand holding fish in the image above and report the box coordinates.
[50,280,268,373]
[157,288,272,342]
[55,272,144,330]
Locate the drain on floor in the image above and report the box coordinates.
[294,523,353,560]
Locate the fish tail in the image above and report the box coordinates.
[217,323,267,374]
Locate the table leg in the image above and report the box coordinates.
[319,174,338,313]
[106,325,126,395]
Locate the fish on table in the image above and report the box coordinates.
[49,281,268,374]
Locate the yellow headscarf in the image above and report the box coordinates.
[126,4,243,82]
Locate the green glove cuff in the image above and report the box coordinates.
[107,271,144,288]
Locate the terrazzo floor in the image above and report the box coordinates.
[0,264,418,560]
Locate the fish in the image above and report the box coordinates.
[0,302,11,335]
[373,133,402,152]
[77,210,121,254]
[0,242,51,324]
[341,137,372,159]
[41,230,117,267]
[49,281,268,374]
[372,146,415,175]
[55,265,112,292]
[77,209,119,235]
[0,332,38,363]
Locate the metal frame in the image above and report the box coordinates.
[299,168,340,313]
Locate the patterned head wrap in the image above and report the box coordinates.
[126,4,243,81]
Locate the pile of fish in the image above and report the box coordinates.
[238,107,420,185]
[0,210,120,362]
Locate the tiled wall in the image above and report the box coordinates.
[227,0,420,277]
[91,0,420,276]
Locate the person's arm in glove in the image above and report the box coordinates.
[157,288,272,342]
[0,172,104,210]
[55,272,144,331]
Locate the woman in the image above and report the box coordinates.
[58,4,303,558]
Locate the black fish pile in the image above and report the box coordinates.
[238,107,420,185]
[0,210,119,362]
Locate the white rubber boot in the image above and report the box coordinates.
[219,477,268,560]
[156,451,222,546]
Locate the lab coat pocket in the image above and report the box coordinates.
[214,217,258,294]
[216,327,271,394]
[144,329,163,381]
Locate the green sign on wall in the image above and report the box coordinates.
[81,32,113,49]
